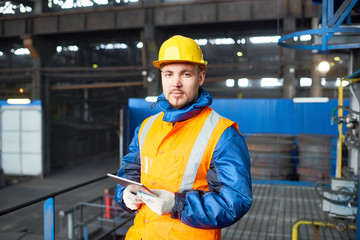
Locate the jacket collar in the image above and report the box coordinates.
[156,88,212,123]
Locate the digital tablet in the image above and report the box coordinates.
[107,173,156,197]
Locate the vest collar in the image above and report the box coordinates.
[157,88,212,123]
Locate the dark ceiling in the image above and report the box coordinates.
[0,0,358,122]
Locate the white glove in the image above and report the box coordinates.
[138,189,175,216]
[123,186,144,210]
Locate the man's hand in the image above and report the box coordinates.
[123,186,144,210]
[138,189,175,216]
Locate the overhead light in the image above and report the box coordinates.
[145,96,158,102]
[317,61,330,74]
[236,51,243,57]
[335,78,349,87]
[226,79,235,87]
[249,36,280,44]
[136,42,143,48]
[237,38,246,44]
[14,48,30,55]
[321,77,326,86]
[209,38,235,45]
[7,98,31,104]
[98,43,128,50]
[293,97,329,103]
[300,77,312,87]
[238,78,249,87]
[260,78,283,87]
[68,45,79,51]
[194,39,208,46]
[334,56,341,61]
[299,35,312,41]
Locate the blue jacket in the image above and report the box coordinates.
[115,88,252,229]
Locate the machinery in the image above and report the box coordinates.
[325,70,360,221]
[316,178,358,219]
[279,0,360,238]
[291,71,360,240]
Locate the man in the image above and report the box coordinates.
[115,35,252,240]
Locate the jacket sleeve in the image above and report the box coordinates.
[171,126,252,229]
[115,124,142,211]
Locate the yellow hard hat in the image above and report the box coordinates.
[153,35,207,70]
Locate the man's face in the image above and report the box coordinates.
[161,63,205,109]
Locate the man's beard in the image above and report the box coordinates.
[167,99,188,109]
[167,97,197,109]
[166,89,200,109]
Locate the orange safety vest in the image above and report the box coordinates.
[125,107,237,240]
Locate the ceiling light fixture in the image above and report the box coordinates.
[7,98,31,104]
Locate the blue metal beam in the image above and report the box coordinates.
[322,0,329,50]
[278,0,360,51]
[328,0,358,27]
[326,0,358,45]
[278,27,360,50]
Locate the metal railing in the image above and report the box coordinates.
[0,174,133,240]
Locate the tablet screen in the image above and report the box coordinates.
[107,173,156,197]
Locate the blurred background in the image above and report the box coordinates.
[0,0,360,239]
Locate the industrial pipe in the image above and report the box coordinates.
[292,220,356,240]
[337,80,344,178]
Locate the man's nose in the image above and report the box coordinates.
[172,75,182,87]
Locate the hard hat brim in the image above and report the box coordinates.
[153,60,207,71]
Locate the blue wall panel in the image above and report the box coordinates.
[128,99,161,140]
[127,98,349,143]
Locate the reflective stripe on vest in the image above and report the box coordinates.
[139,110,222,193]
[139,112,161,157]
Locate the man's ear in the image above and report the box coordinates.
[199,71,206,86]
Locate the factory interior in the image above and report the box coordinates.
[1,0,360,239]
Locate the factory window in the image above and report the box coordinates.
[0,1,32,14]
[55,0,109,9]
[48,0,138,9]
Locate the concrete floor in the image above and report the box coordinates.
[0,153,358,240]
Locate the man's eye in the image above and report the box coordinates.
[183,73,191,77]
